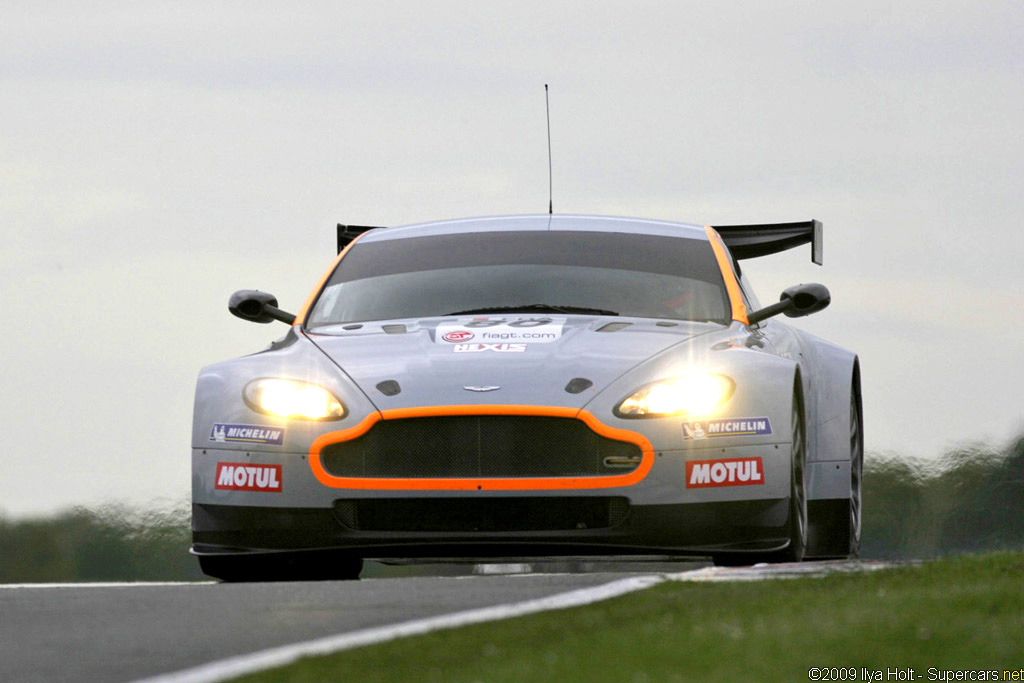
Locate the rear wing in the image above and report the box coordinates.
[711,220,822,265]
[337,224,385,252]
[337,219,822,264]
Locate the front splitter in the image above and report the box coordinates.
[192,497,791,558]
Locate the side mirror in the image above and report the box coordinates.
[228,290,296,325]
[747,283,830,325]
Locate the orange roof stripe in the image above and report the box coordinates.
[293,231,368,327]
[705,225,749,324]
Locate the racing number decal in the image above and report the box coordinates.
[464,317,552,328]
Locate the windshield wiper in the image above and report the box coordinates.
[444,304,619,317]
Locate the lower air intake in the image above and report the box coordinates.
[333,497,631,532]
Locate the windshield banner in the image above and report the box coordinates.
[436,317,566,345]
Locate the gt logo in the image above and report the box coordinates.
[686,457,764,488]
[453,343,527,353]
[442,330,474,342]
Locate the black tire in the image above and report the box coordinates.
[847,385,863,558]
[199,552,363,582]
[712,384,807,566]
[775,386,808,562]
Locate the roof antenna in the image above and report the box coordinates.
[545,84,553,214]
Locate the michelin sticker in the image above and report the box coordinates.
[210,423,285,445]
[682,417,772,440]
[437,317,565,345]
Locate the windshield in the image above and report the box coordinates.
[307,230,730,327]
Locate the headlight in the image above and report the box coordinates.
[615,374,734,418]
[243,378,346,420]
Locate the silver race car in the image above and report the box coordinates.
[192,215,862,580]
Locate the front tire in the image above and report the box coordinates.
[713,384,807,566]
[846,384,863,558]
[776,386,808,562]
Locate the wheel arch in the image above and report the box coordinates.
[786,329,859,507]
[792,334,860,467]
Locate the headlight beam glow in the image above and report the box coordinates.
[244,379,346,420]
[616,374,734,418]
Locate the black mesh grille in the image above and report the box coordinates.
[333,497,630,532]
[320,415,642,479]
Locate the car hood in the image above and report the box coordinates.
[304,316,724,411]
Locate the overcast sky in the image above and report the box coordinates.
[2,1,1021,517]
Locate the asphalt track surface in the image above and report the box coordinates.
[0,561,889,683]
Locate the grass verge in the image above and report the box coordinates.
[236,552,1024,682]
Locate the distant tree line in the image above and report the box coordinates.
[862,434,1024,558]
[1,434,1022,581]
[0,502,202,582]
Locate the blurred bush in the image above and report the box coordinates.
[0,501,204,582]
[862,434,1024,558]
[1,434,1022,580]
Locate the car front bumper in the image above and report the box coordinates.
[191,495,792,559]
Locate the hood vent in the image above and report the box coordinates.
[564,378,593,394]
[375,380,401,396]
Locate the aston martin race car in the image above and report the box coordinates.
[192,214,862,581]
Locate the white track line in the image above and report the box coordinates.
[664,560,899,583]
[0,581,216,589]
[132,574,665,683]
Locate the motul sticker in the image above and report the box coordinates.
[453,343,527,353]
[686,457,764,488]
[437,317,565,344]
[682,417,772,440]
[210,423,284,445]
[215,463,283,492]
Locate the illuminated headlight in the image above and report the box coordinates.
[615,374,734,418]
[243,378,346,420]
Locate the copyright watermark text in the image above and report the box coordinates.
[807,668,1024,681]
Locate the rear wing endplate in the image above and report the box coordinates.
[337,224,385,252]
[711,220,822,265]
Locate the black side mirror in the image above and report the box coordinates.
[747,283,831,325]
[228,290,296,325]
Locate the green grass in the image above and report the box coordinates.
[235,551,1024,682]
